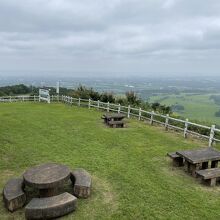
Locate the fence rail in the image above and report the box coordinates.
[0,95,219,147]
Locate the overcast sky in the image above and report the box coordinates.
[0,0,220,77]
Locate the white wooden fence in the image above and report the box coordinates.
[0,95,220,147]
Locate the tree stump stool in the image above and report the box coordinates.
[3,178,26,212]
[70,168,92,198]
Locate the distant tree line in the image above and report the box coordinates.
[1,84,219,138]
[0,84,172,114]
[0,84,31,96]
[210,95,220,105]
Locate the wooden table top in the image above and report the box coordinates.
[23,163,70,189]
[176,148,220,164]
[103,113,125,120]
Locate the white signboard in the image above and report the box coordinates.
[39,89,50,103]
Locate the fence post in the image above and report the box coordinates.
[184,119,189,138]
[89,98,91,109]
[57,95,59,102]
[138,108,142,120]
[97,100,100,109]
[118,104,121,113]
[52,95,54,102]
[127,105,131,118]
[165,114,169,130]
[78,98,81,106]
[107,102,110,112]
[71,97,73,105]
[150,111,154,125]
[23,96,25,102]
[209,125,215,147]
[34,95,36,102]
[10,96,12,102]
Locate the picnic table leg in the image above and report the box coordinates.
[202,162,209,169]
[39,188,57,197]
[211,160,218,168]
[184,161,190,173]
[173,157,184,167]
[207,178,217,187]
[190,163,200,177]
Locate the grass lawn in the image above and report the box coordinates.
[1,102,220,219]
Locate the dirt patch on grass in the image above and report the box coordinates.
[92,175,118,211]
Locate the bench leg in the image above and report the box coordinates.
[173,157,184,167]
[202,162,209,169]
[211,160,218,168]
[205,178,217,187]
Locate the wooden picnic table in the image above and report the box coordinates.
[102,113,125,123]
[176,148,220,177]
[23,163,70,197]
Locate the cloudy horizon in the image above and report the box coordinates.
[1,0,220,77]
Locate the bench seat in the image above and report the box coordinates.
[108,120,124,128]
[3,178,26,212]
[25,192,77,219]
[196,168,220,186]
[167,152,184,167]
[70,168,92,198]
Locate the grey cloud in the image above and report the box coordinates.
[0,0,220,75]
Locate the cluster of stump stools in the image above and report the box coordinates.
[167,147,220,187]
[3,163,92,219]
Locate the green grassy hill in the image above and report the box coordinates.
[0,103,220,219]
[149,93,220,126]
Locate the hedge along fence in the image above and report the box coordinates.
[0,95,220,147]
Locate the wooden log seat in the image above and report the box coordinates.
[3,178,26,212]
[196,168,220,187]
[25,192,77,219]
[108,120,124,128]
[70,168,92,198]
[167,152,184,167]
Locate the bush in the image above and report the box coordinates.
[215,110,220,117]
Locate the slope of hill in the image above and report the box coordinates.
[0,103,220,219]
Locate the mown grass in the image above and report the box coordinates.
[0,102,220,220]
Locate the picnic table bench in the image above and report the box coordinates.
[70,168,92,198]
[196,168,220,186]
[167,152,184,167]
[3,178,26,212]
[25,192,77,219]
[108,120,124,128]
[176,148,220,177]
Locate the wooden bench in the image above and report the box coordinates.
[3,178,26,212]
[70,168,92,198]
[108,120,124,128]
[167,152,184,167]
[196,168,220,186]
[25,192,77,219]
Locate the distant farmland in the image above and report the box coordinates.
[149,93,220,126]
